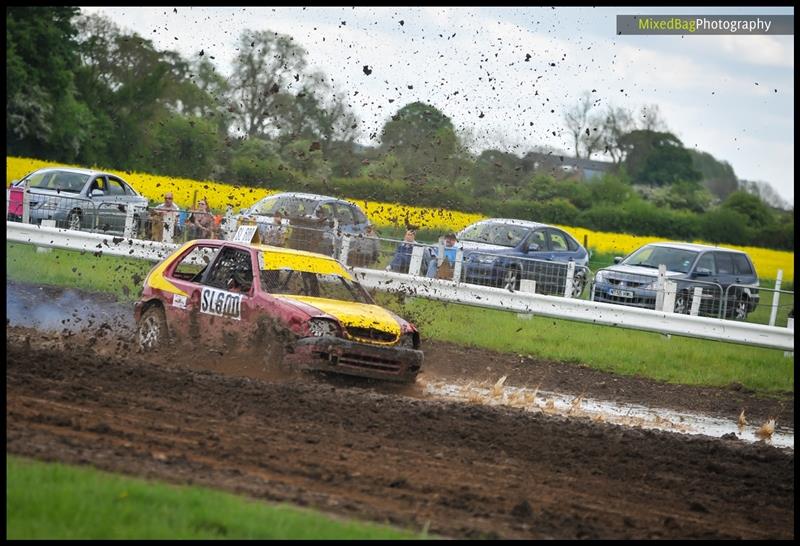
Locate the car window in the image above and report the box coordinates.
[105,177,126,196]
[695,253,716,275]
[623,246,698,273]
[204,247,254,291]
[350,205,368,224]
[261,269,371,303]
[315,203,336,222]
[714,252,734,275]
[529,230,546,251]
[731,253,754,276]
[26,170,89,193]
[548,230,568,251]
[254,196,280,215]
[89,176,107,194]
[334,203,355,225]
[171,245,221,281]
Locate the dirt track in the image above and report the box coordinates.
[6,325,794,539]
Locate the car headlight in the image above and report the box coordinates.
[398,333,417,348]
[308,318,340,337]
[595,271,607,283]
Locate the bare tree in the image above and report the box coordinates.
[563,91,604,159]
[229,30,309,138]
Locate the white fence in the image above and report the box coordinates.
[5,221,794,352]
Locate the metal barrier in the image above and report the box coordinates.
[6,221,795,352]
[724,280,793,327]
[6,190,100,232]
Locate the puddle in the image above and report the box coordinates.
[423,378,794,450]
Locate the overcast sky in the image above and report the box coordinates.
[81,6,794,205]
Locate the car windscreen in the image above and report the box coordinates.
[253,196,319,217]
[22,170,89,193]
[260,269,372,304]
[459,223,529,247]
[623,246,698,274]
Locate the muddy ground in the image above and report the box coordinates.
[6,317,794,539]
[6,282,796,538]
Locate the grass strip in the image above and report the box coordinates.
[6,455,425,539]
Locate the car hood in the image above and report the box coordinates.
[602,264,686,278]
[273,295,403,336]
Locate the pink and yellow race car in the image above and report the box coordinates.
[134,239,423,382]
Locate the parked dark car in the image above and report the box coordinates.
[591,242,760,319]
[8,167,149,234]
[233,192,378,265]
[456,219,590,297]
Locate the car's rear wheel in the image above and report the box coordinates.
[67,209,82,231]
[570,273,586,298]
[138,306,168,351]
[502,266,521,291]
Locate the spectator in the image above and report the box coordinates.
[151,192,182,241]
[186,198,217,240]
[426,232,459,279]
[387,229,419,273]
[260,209,287,247]
[350,224,380,267]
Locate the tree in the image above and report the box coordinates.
[7,7,86,160]
[229,30,309,139]
[620,130,701,186]
[563,91,603,159]
[688,149,738,202]
[470,149,526,198]
[151,114,221,180]
[379,102,459,180]
[721,191,774,229]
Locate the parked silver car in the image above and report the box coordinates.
[8,167,149,234]
[592,242,760,319]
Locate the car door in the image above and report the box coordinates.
[99,176,132,232]
[160,242,223,340]
[197,246,260,350]
[546,229,574,263]
[713,252,736,290]
[520,229,550,287]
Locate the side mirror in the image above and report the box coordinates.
[91,189,105,197]
[694,267,711,277]
[528,243,540,252]
[613,256,623,264]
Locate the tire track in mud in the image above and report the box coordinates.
[6,327,794,539]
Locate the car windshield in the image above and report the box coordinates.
[459,223,530,247]
[623,246,698,274]
[260,269,373,304]
[252,196,321,217]
[22,170,89,193]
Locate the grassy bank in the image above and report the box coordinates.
[6,455,423,539]
[6,241,794,393]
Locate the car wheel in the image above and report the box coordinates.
[570,273,586,298]
[67,210,82,231]
[731,297,749,321]
[673,290,691,314]
[138,306,168,351]
[503,267,521,291]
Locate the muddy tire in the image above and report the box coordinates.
[570,273,586,298]
[67,210,82,231]
[503,267,521,291]
[138,306,169,351]
[674,290,691,315]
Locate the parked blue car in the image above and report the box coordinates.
[456,219,590,297]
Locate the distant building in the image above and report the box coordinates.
[522,151,614,181]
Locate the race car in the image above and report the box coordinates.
[134,239,423,382]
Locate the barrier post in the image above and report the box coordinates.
[563,261,575,298]
[690,286,703,316]
[408,245,425,276]
[654,264,667,311]
[452,247,464,282]
[662,280,677,313]
[338,234,351,265]
[769,269,783,327]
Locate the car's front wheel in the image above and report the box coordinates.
[138,306,169,351]
[674,289,691,315]
[730,296,750,321]
[570,273,586,298]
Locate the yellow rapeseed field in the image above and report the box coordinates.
[6,156,793,281]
